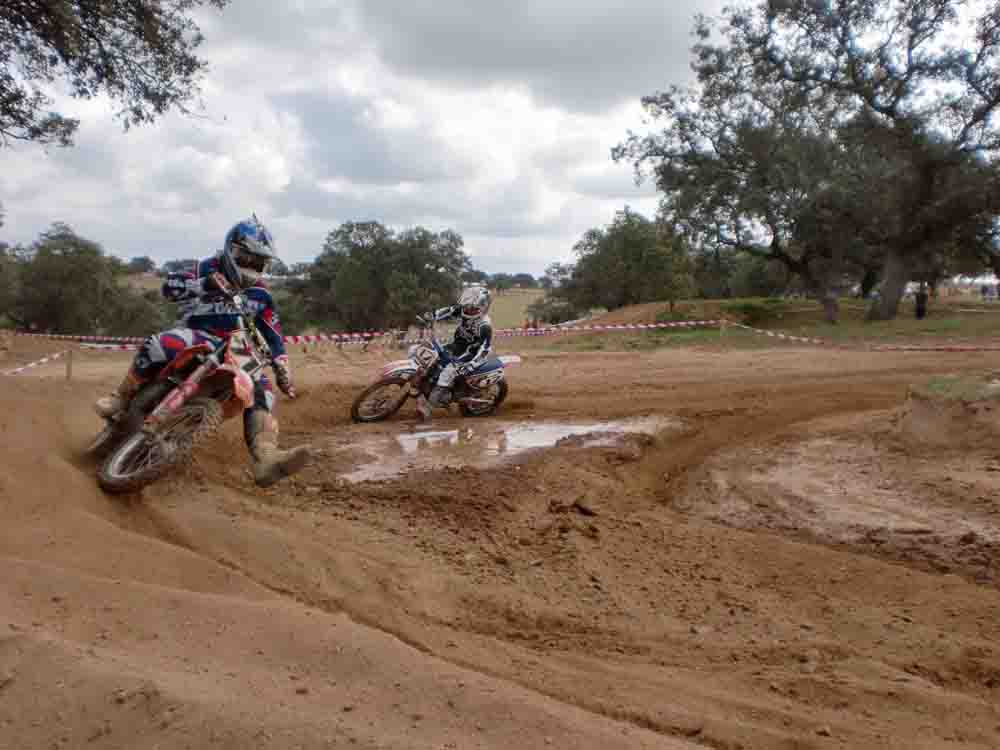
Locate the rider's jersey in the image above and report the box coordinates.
[431,305,493,368]
[162,258,286,359]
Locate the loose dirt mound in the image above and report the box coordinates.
[900,374,1000,449]
[3,342,1000,749]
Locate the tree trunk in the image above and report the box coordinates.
[867,247,908,321]
[800,265,839,324]
[860,268,879,299]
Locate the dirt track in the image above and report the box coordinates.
[2,336,1000,749]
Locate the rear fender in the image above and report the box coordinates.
[465,367,506,388]
[157,343,214,379]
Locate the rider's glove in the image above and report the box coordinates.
[202,272,234,297]
[201,274,221,294]
[273,355,296,399]
[163,274,204,302]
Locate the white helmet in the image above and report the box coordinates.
[458,285,491,322]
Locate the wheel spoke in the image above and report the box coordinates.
[361,384,405,417]
[114,405,208,477]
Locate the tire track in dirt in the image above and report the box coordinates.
[7,342,1000,749]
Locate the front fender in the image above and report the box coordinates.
[382,360,418,380]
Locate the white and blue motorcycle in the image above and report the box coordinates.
[351,317,520,422]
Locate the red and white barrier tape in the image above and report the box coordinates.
[16,332,145,344]
[734,322,1000,352]
[731,323,836,347]
[2,350,71,376]
[19,319,725,347]
[80,343,141,351]
[21,319,1000,354]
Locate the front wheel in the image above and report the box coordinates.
[85,382,174,461]
[460,380,508,417]
[86,422,121,460]
[98,397,224,494]
[351,377,411,423]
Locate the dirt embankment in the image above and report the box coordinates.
[2,339,1000,749]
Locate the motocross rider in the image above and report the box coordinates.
[94,216,312,487]
[416,285,494,420]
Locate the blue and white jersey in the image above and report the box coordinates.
[162,258,286,359]
[431,305,493,367]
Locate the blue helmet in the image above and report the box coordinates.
[219,214,278,288]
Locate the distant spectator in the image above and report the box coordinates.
[915,284,929,320]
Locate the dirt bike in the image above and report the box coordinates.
[351,317,520,422]
[88,274,273,494]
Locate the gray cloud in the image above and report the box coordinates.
[273,91,474,185]
[1,0,721,278]
[354,0,725,111]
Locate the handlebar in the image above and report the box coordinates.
[207,272,275,366]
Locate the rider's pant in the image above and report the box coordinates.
[436,362,460,389]
[133,327,223,379]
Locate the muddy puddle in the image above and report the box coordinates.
[327,416,678,483]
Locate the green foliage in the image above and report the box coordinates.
[3,223,169,335]
[615,0,1000,322]
[551,208,695,313]
[510,273,538,288]
[462,269,490,285]
[127,256,157,274]
[729,255,788,299]
[0,1,229,146]
[490,273,515,292]
[301,221,470,330]
[655,307,693,323]
[526,294,583,325]
[0,244,20,318]
[271,288,311,336]
[720,299,786,327]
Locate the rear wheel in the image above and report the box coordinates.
[460,380,508,417]
[98,397,223,494]
[351,377,411,423]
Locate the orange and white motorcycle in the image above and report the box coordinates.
[89,275,270,493]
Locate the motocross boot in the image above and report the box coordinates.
[428,385,452,408]
[94,369,145,419]
[245,410,312,488]
[415,394,433,421]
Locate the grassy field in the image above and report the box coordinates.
[488,288,545,329]
[494,294,1000,354]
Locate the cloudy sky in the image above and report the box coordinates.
[0,0,724,275]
